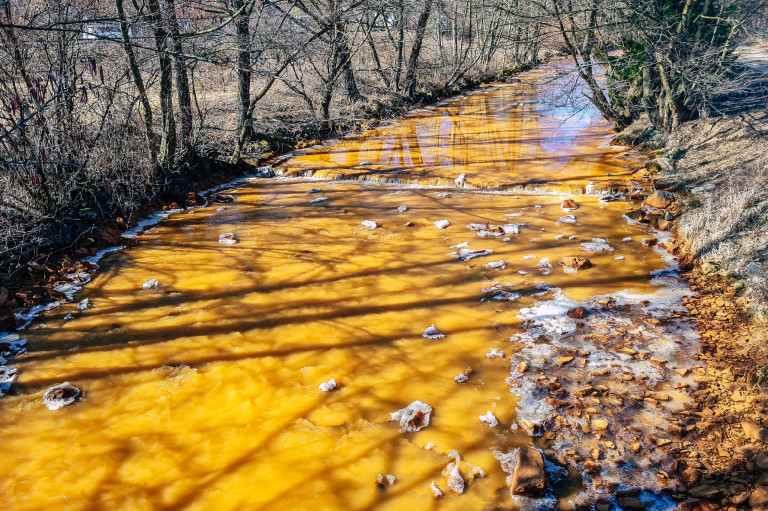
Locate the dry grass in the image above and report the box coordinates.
[664,108,768,305]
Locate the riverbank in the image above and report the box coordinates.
[611,47,768,507]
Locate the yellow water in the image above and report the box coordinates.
[277,61,646,194]
[1,62,676,510]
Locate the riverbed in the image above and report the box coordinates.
[0,61,693,510]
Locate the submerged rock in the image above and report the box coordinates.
[390,400,432,432]
[42,382,81,410]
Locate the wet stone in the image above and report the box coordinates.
[510,447,548,498]
[42,382,81,411]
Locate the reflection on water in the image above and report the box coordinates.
[278,62,646,193]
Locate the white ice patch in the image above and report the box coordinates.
[557,214,577,224]
[77,298,92,311]
[580,239,615,252]
[479,411,499,427]
[433,219,450,229]
[319,378,337,392]
[142,279,160,290]
[487,349,505,359]
[484,261,506,270]
[398,205,408,212]
[390,401,432,432]
[622,237,633,242]
[361,220,380,230]
[309,196,329,203]
[54,282,82,301]
[522,255,537,260]
[450,242,470,249]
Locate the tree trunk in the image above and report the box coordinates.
[233,0,252,144]
[403,0,434,97]
[115,0,159,170]
[394,0,404,91]
[146,0,176,167]
[164,0,194,156]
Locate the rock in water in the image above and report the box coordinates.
[390,401,432,432]
[559,257,592,270]
[361,220,380,230]
[567,307,589,319]
[643,190,674,209]
[142,279,159,290]
[511,447,548,497]
[454,173,467,186]
[218,232,237,245]
[42,382,81,410]
[376,474,397,488]
[561,199,578,211]
[433,219,450,229]
[422,325,445,339]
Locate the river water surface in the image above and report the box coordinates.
[1,62,695,510]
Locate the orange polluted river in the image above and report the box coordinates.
[1,62,696,511]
